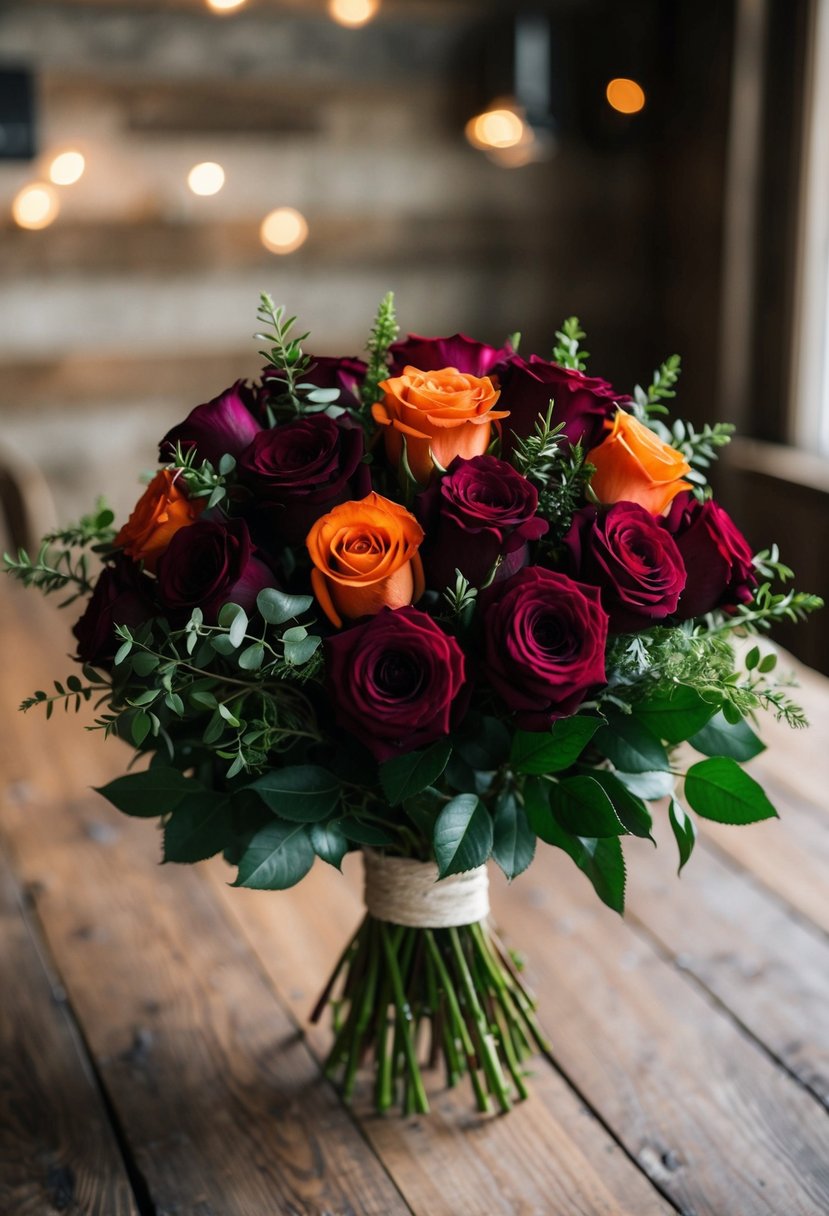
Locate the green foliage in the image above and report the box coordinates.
[310,821,349,870]
[649,417,735,494]
[41,497,116,549]
[233,820,316,890]
[552,316,589,371]
[167,444,235,510]
[163,792,234,863]
[247,765,341,821]
[632,686,719,744]
[507,403,594,542]
[255,293,315,418]
[491,791,535,880]
[95,766,201,817]
[433,794,493,877]
[4,543,96,604]
[589,772,653,840]
[689,711,765,761]
[668,798,696,874]
[631,354,682,418]
[594,714,669,774]
[20,673,108,718]
[525,791,626,914]
[379,740,452,806]
[549,775,625,837]
[361,290,399,415]
[511,717,601,775]
[439,570,479,628]
[684,757,777,825]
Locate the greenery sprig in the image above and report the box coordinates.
[3,543,96,605]
[361,291,399,415]
[255,293,314,418]
[631,354,682,419]
[552,316,589,371]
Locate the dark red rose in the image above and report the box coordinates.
[238,416,370,545]
[72,556,157,666]
[159,381,262,465]
[155,516,275,622]
[563,502,687,633]
[497,356,628,457]
[388,332,512,378]
[416,455,548,589]
[481,566,608,729]
[663,493,756,618]
[262,354,367,413]
[324,606,466,761]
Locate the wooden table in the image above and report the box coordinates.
[1,584,828,1216]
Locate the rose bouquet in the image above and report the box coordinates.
[6,294,821,1116]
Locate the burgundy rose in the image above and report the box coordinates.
[155,516,275,622]
[663,493,756,618]
[324,606,466,761]
[482,567,608,729]
[238,415,370,545]
[497,356,628,457]
[563,502,687,633]
[262,355,367,412]
[416,455,548,589]
[72,556,157,666]
[159,381,261,466]
[388,332,512,378]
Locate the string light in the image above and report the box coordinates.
[187,162,226,196]
[205,0,247,11]
[327,0,379,28]
[12,182,60,230]
[48,150,85,186]
[260,207,308,255]
[606,78,646,115]
[465,105,527,152]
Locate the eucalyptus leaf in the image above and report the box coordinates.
[257,587,314,626]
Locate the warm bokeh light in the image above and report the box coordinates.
[260,207,308,255]
[48,150,85,186]
[465,107,527,151]
[327,0,380,28]
[205,0,247,11]
[12,182,60,230]
[187,161,226,196]
[606,77,646,115]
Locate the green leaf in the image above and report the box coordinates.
[113,640,132,666]
[453,715,511,771]
[283,634,321,665]
[131,710,151,746]
[402,787,442,837]
[233,821,315,890]
[310,821,349,870]
[95,766,200,817]
[131,652,159,676]
[668,797,696,874]
[633,687,719,745]
[247,765,340,821]
[594,715,668,774]
[218,453,236,475]
[336,817,395,846]
[491,791,536,880]
[688,711,766,762]
[533,814,626,914]
[238,643,265,671]
[511,716,601,774]
[163,793,233,863]
[549,776,625,837]
[379,739,452,806]
[684,757,777,825]
[256,587,314,626]
[210,634,237,656]
[745,645,760,670]
[613,769,676,801]
[433,794,493,877]
[589,771,653,840]
[218,703,241,728]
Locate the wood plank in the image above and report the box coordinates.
[0,843,138,1216]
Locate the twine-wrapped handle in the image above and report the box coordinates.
[363,848,490,928]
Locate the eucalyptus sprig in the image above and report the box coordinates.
[552,316,589,371]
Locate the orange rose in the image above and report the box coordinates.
[372,365,508,483]
[115,469,204,573]
[306,492,425,628]
[587,411,692,515]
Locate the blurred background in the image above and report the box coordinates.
[1,0,827,669]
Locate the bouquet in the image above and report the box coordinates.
[6,293,821,1116]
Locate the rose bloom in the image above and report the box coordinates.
[73,557,157,666]
[588,411,692,515]
[563,503,687,632]
[416,455,548,589]
[115,469,205,574]
[497,356,629,457]
[482,566,609,729]
[663,492,756,618]
[388,332,512,378]
[238,416,370,545]
[306,492,425,628]
[159,381,262,465]
[262,355,367,412]
[324,606,466,761]
[156,516,276,622]
[372,365,509,483]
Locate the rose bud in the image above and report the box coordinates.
[262,355,367,412]
[372,366,509,484]
[306,492,425,628]
[115,469,205,573]
[159,381,262,465]
[663,493,757,618]
[156,516,276,622]
[324,606,466,761]
[388,333,512,378]
[237,415,370,545]
[563,503,687,632]
[497,356,629,457]
[587,411,692,516]
[416,455,548,590]
[482,566,609,729]
[72,557,158,666]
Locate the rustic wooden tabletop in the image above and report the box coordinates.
[1,583,828,1216]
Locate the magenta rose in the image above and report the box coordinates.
[482,567,608,728]
[663,493,756,619]
[237,416,370,545]
[324,606,466,761]
[262,354,367,412]
[72,556,158,666]
[563,502,687,633]
[156,516,275,622]
[497,356,628,457]
[388,332,512,377]
[159,381,262,466]
[416,455,548,589]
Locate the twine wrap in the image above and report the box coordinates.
[363,848,490,929]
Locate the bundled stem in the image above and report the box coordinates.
[312,915,549,1115]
